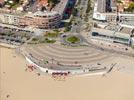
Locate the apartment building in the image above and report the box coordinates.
[19,11,61,29]
[0,0,5,7]
[97,0,106,13]
[91,28,134,46]
[0,13,20,25]
[0,10,61,29]
[52,0,76,19]
[93,0,134,27]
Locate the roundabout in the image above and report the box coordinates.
[66,35,80,44]
[61,33,84,46]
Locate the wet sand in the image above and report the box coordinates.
[1,46,134,100]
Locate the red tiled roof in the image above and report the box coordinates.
[38,0,48,6]
[0,0,4,4]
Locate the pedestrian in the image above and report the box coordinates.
[37,73,40,76]
[6,94,10,98]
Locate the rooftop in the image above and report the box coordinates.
[119,27,133,34]
[33,10,59,17]
[111,0,117,8]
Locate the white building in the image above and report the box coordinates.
[93,1,134,28]
[91,28,134,46]
[0,13,20,25]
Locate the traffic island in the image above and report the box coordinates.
[66,36,80,44]
[60,34,84,47]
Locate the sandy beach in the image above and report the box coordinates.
[1,46,134,100]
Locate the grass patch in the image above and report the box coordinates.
[28,37,39,44]
[46,39,56,43]
[1,32,14,36]
[45,31,61,38]
[66,36,80,43]
[39,37,56,43]
[132,45,134,49]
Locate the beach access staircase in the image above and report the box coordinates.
[23,51,108,75]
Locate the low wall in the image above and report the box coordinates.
[25,56,84,74]
[25,56,107,75]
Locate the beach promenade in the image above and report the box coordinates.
[20,43,114,74]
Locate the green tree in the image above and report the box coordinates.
[126,2,134,12]
[48,0,60,5]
